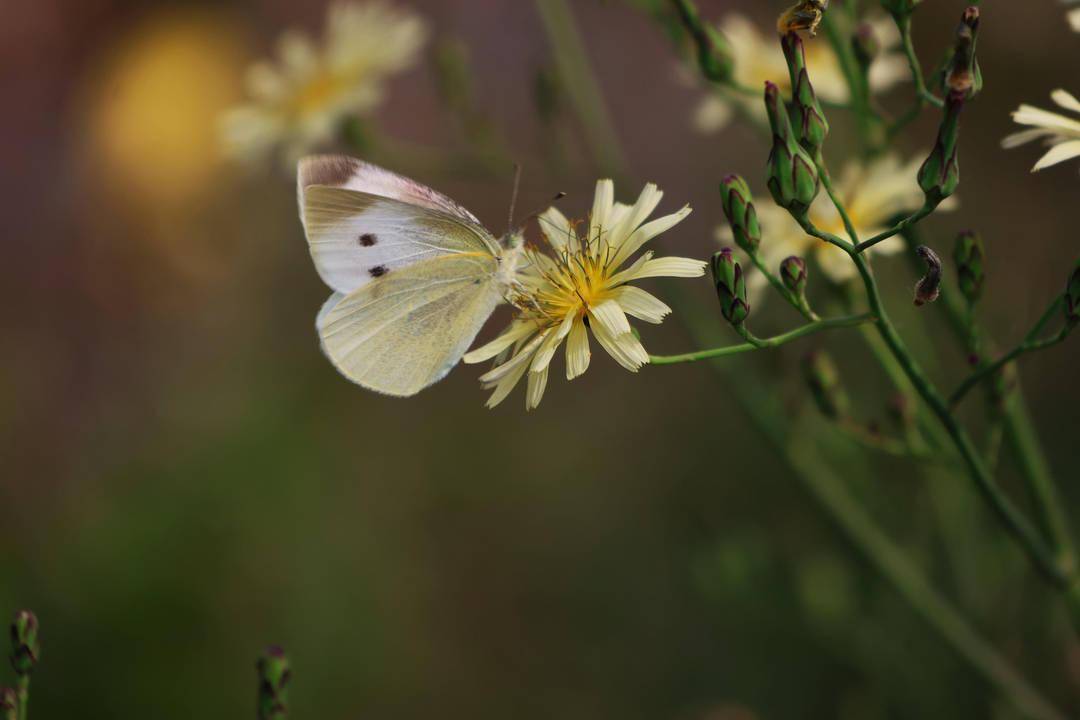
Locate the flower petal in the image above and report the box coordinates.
[525,367,549,410]
[612,256,707,284]
[464,321,537,364]
[610,205,692,268]
[1031,140,1080,172]
[608,183,663,250]
[565,320,591,380]
[588,299,632,338]
[538,206,574,250]
[1012,104,1080,136]
[531,311,575,372]
[1002,129,1055,149]
[478,330,549,384]
[590,322,648,372]
[589,179,615,242]
[1052,89,1080,115]
[608,286,671,324]
[485,359,530,409]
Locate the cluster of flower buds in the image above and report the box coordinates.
[764,81,820,219]
[952,230,985,304]
[1065,261,1080,326]
[802,350,849,420]
[672,0,734,84]
[720,175,761,253]
[712,248,750,326]
[257,645,291,720]
[781,32,829,155]
[9,611,38,679]
[918,8,980,208]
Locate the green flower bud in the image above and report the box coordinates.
[720,175,761,253]
[257,646,290,720]
[1065,260,1080,325]
[711,248,750,326]
[852,23,880,69]
[764,81,820,219]
[943,7,982,99]
[953,230,985,304]
[918,92,963,207]
[781,32,829,154]
[672,0,735,83]
[880,0,921,18]
[9,611,38,677]
[802,350,849,420]
[780,256,808,299]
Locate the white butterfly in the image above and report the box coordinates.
[296,155,526,396]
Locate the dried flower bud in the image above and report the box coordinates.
[1065,260,1080,325]
[852,23,880,69]
[953,230,985,304]
[913,245,942,306]
[257,646,291,720]
[780,256,808,298]
[672,0,735,83]
[764,81,820,219]
[720,175,761,253]
[9,611,38,677]
[943,7,982,99]
[777,0,829,37]
[711,248,750,326]
[802,350,849,420]
[918,93,963,207]
[781,32,830,154]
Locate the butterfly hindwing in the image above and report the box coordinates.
[316,252,503,396]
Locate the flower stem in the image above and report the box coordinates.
[745,250,819,321]
[895,13,945,110]
[950,313,1067,405]
[853,203,935,253]
[649,313,873,365]
[14,678,27,720]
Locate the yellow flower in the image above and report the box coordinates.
[718,155,955,297]
[463,180,705,410]
[1002,89,1080,172]
[694,14,908,134]
[222,2,426,164]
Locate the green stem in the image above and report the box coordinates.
[950,325,1071,407]
[15,677,27,720]
[854,204,935,253]
[895,13,945,110]
[534,0,627,179]
[649,313,872,365]
[809,165,1069,589]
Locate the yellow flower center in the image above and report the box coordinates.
[288,70,348,119]
[518,229,617,322]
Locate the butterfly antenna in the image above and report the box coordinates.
[507,163,523,235]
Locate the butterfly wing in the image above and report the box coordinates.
[317,252,503,396]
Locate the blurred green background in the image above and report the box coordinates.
[2,0,1080,717]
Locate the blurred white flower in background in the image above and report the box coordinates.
[223,2,427,165]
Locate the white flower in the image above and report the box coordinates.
[718,155,956,298]
[463,180,705,410]
[1002,89,1080,173]
[694,14,908,134]
[222,2,427,164]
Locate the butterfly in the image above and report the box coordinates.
[296,155,527,396]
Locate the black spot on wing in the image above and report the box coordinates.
[369,265,388,278]
[358,233,377,247]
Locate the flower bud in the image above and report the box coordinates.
[802,350,849,420]
[780,256,808,298]
[913,245,942,307]
[880,0,921,18]
[852,23,880,69]
[764,82,820,219]
[672,0,735,83]
[1065,260,1080,325]
[711,248,750,326]
[917,93,963,207]
[781,32,829,154]
[952,230,985,304]
[720,175,761,253]
[9,611,38,677]
[943,7,982,99]
[257,645,291,720]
